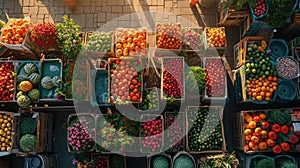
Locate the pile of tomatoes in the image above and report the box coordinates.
[109,59,142,103]
[0,62,15,101]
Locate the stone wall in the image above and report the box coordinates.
[1,0,218,31]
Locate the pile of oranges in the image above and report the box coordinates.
[205,27,226,48]
[246,76,277,101]
[1,18,29,45]
[115,28,147,57]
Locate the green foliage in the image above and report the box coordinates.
[56,15,83,59]
[266,110,292,125]
[265,0,293,28]
[19,134,37,152]
[186,66,206,95]
[222,0,256,10]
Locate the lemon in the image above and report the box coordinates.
[5,139,10,144]
[3,115,7,119]
[3,120,8,124]
[6,123,11,127]
[1,123,6,128]
[7,127,11,131]
[7,117,11,122]
[6,147,11,151]
[6,136,11,140]
[2,143,6,147]
[1,147,5,151]
[6,131,10,135]
[0,138,4,142]
[0,130,3,135]
[0,114,2,118]
[4,128,8,132]
[0,119,3,123]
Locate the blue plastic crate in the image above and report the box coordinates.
[268,39,289,59]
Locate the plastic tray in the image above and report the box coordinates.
[40,59,62,100]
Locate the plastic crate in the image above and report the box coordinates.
[249,0,269,20]
[40,59,63,101]
[186,106,226,154]
[90,70,110,106]
[172,151,196,168]
[181,27,204,52]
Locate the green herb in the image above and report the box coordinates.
[265,0,293,28]
[185,66,206,96]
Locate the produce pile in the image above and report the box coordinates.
[188,107,223,152]
[173,153,195,168]
[0,62,15,101]
[151,155,171,168]
[109,58,142,103]
[139,88,159,111]
[252,0,267,17]
[205,27,226,48]
[162,58,184,99]
[185,66,206,96]
[115,28,147,57]
[165,112,185,152]
[0,113,13,152]
[141,115,163,153]
[265,0,293,28]
[0,18,29,45]
[276,57,299,79]
[182,28,203,51]
[16,62,41,107]
[204,58,226,97]
[96,115,138,152]
[30,22,57,53]
[94,155,108,168]
[243,110,299,153]
[198,153,238,168]
[245,41,277,102]
[156,23,181,49]
[85,32,112,53]
[67,115,95,152]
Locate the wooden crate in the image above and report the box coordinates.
[0,111,15,156]
[107,57,143,104]
[204,27,227,55]
[67,113,96,153]
[11,112,53,156]
[0,61,16,102]
[115,27,148,57]
[85,31,115,57]
[218,3,249,26]
[155,23,182,54]
[240,16,251,38]
[186,106,226,154]
[160,56,185,101]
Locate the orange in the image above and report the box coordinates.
[261,86,266,91]
[265,97,271,101]
[265,92,271,97]
[269,88,274,93]
[272,76,277,81]
[263,82,268,87]
[256,95,263,101]
[260,92,265,96]
[258,82,263,87]
[267,76,273,81]
[273,86,277,90]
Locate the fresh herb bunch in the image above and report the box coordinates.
[265,0,293,28]
[56,15,83,59]
[185,66,206,96]
[30,22,57,53]
[199,153,238,168]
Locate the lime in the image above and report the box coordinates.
[262,59,266,63]
[246,68,251,74]
[251,63,255,67]
[265,71,269,76]
[246,63,251,68]
[252,69,257,73]
[262,64,266,70]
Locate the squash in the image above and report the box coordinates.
[19,81,33,92]
[28,89,40,101]
[16,91,24,99]
[17,95,31,107]
[28,73,41,85]
[23,63,38,75]
[52,76,62,87]
[16,74,28,82]
[41,76,54,89]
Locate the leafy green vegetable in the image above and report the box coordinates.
[199,153,238,168]
[19,117,36,134]
[276,157,297,168]
[265,0,293,28]
[19,134,37,152]
[185,66,206,96]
